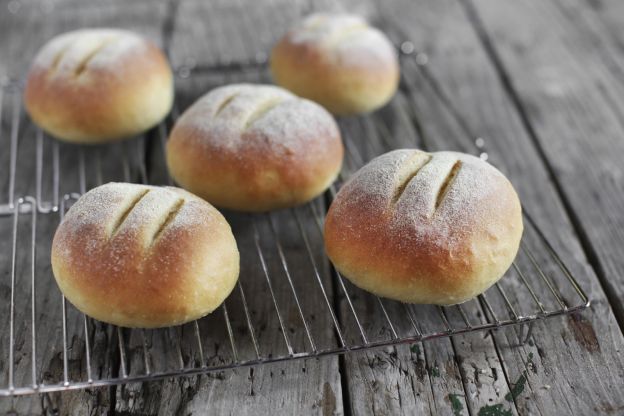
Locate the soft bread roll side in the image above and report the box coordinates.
[324,150,523,305]
[51,183,239,328]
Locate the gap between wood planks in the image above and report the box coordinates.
[459,0,624,336]
[373,0,624,413]
[110,0,181,414]
[371,6,520,415]
[108,0,614,414]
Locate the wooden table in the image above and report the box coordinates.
[1,0,624,414]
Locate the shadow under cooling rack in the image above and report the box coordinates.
[0,67,589,396]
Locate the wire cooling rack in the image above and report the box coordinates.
[0,50,590,396]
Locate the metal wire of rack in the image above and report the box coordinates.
[0,51,590,396]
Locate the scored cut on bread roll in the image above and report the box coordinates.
[270,13,399,115]
[324,149,523,305]
[51,183,239,328]
[25,28,173,144]
[166,83,344,212]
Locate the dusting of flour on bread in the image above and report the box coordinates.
[333,149,510,252]
[34,29,150,77]
[56,183,223,270]
[285,13,398,70]
[175,84,339,155]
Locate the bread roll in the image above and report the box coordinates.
[166,84,344,212]
[51,183,239,328]
[270,13,399,115]
[324,149,523,305]
[24,29,173,144]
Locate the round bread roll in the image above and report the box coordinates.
[24,28,173,144]
[166,84,344,212]
[270,13,399,115]
[324,149,523,305]
[51,183,239,328]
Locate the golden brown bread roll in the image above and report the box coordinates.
[24,28,173,144]
[51,183,239,328]
[324,149,523,305]
[270,13,400,115]
[166,84,344,212]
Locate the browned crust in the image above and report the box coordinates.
[166,86,344,212]
[324,150,523,305]
[24,33,173,144]
[270,23,400,115]
[51,183,239,328]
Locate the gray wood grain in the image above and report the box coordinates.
[2,0,624,414]
[0,1,175,414]
[114,0,345,414]
[336,104,519,416]
[0,0,168,80]
[0,0,171,205]
[378,0,624,414]
[581,0,624,49]
[468,0,624,326]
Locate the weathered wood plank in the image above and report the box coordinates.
[0,0,173,414]
[323,4,523,415]
[249,2,468,414]
[468,0,624,324]
[378,0,624,414]
[2,0,624,415]
[114,209,344,415]
[113,0,345,413]
[335,103,518,415]
[558,0,624,64]
[0,0,172,205]
[252,1,517,414]
[0,0,168,79]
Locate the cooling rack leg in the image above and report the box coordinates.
[521,322,535,346]
[484,321,535,348]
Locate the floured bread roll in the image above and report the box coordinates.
[51,183,239,328]
[24,28,173,144]
[271,13,399,115]
[166,84,344,212]
[324,149,523,305]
